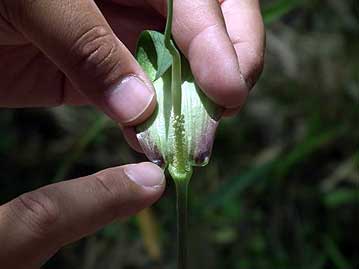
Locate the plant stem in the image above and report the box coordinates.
[164,0,181,117]
[164,1,192,268]
[164,0,188,176]
[164,0,173,42]
[175,179,189,269]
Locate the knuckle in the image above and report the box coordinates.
[1,0,20,25]
[92,173,122,217]
[70,25,120,83]
[10,190,59,238]
[92,169,138,217]
[93,173,116,199]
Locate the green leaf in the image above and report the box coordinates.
[203,161,275,210]
[323,236,352,269]
[275,128,341,178]
[136,30,172,82]
[324,189,359,208]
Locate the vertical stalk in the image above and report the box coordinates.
[164,0,186,175]
[175,180,189,269]
[164,1,192,268]
[164,0,181,116]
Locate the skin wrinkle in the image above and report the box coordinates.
[0,11,16,37]
[71,34,123,88]
[0,46,53,106]
[224,10,262,45]
[16,194,59,238]
[0,2,27,44]
[0,46,67,107]
[59,71,67,105]
[8,191,62,246]
[68,25,113,67]
[186,23,221,57]
[33,52,65,106]
[173,1,225,53]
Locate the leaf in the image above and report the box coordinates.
[323,236,352,269]
[202,161,275,210]
[323,189,359,208]
[136,30,172,82]
[275,128,341,178]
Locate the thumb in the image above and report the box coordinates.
[4,0,155,125]
[0,162,165,269]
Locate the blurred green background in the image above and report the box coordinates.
[1,0,358,268]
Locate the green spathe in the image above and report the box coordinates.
[135,30,222,182]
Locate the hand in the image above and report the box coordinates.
[0,163,165,268]
[0,0,264,267]
[0,0,265,130]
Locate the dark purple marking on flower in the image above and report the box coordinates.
[136,131,166,168]
[190,115,219,167]
[193,150,210,166]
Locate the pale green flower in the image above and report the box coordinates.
[135,31,222,182]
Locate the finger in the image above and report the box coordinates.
[220,0,265,90]
[147,0,247,108]
[2,0,156,126]
[62,78,90,105]
[0,162,165,269]
[120,125,144,153]
[222,106,242,117]
[0,3,162,107]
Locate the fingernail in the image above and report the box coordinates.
[105,75,154,124]
[124,162,165,188]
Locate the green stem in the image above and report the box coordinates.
[175,179,189,269]
[164,1,192,268]
[164,0,187,175]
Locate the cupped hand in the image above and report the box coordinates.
[0,0,264,267]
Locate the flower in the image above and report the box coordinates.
[135,31,222,181]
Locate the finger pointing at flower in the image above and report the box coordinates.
[0,163,165,269]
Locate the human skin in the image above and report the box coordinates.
[0,0,264,268]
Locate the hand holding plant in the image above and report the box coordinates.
[135,0,264,268]
[0,0,264,267]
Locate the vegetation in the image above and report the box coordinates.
[0,0,358,268]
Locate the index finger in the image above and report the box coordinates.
[220,0,265,90]
[148,0,248,108]
[148,0,264,108]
